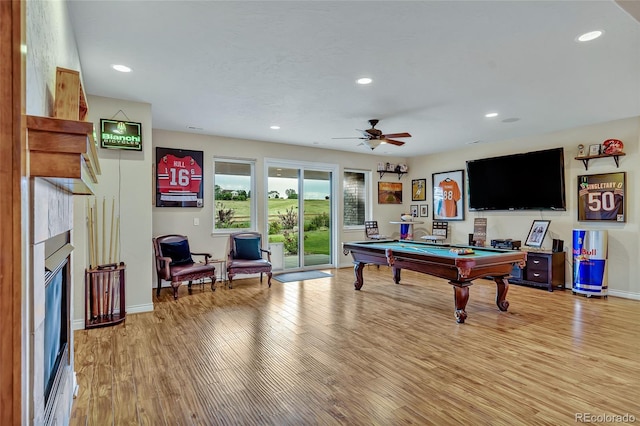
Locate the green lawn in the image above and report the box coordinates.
[216,199,331,254]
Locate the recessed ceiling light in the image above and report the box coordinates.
[502,117,520,123]
[485,112,499,118]
[270,125,280,130]
[112,64,132,73]
[356,77,373,85]
[576,30,603,42]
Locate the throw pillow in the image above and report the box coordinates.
[234,237,262,260]
[160,240,194,265]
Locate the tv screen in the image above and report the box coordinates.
[466,147,566,211]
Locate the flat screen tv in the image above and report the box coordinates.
[466,147,566,211]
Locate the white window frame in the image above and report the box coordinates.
[213,157,256,233]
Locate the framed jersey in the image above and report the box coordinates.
[432,169,465,221]
[578,172,625,222]
[156,147,204,207]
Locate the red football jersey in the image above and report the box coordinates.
[157,154,202,195]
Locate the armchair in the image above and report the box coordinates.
[227,232,272,289]
[152,234,216,300]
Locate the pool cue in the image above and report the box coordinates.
[109,197,115,263]
[88,206,98,319]
[102,197,106,266]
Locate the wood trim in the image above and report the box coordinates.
[0,0,23,424]
[26,115,98,194]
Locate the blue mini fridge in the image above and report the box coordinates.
[572,229,608,297]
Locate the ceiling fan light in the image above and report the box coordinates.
[366,139,383,150]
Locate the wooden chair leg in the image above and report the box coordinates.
[260,272,263,282]
[210,276,216,292]
[156,278,161,296]
[267,272,272,287]
[172,284,179,300]
[188,280,193,294]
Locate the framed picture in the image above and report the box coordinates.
[378,181,402,204]
[432,170,465,221]
[589,144,601,156]
[419,204,428,217]
[412,179,427,201]
[155,147,204,207]
[525,220,550,248]
[578,172,626,222]
[410,205,419,217]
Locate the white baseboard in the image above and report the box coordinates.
[606,289,640,300]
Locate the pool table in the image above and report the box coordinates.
[342,240,526,323]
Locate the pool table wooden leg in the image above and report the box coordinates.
[451,283,469,323]
[493,276,510,311]
[353,262,365,290]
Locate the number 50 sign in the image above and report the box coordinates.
[578,172,626,222]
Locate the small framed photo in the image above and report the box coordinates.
[525,220,550,248]
[589,144,601,156]
[419,204,428,217]
[577,144,586,157]
[412,178,427,201]
[410,205,419,217]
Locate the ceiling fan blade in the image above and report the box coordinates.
[383,139,405,146]
[381,132,411,139]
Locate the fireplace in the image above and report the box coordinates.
[43,232,72,424]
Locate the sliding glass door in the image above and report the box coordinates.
[266,160,336,271]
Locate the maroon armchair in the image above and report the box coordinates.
[153,234,216,300]
[227,232,272,289]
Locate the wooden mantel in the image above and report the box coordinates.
[27,115,101,195]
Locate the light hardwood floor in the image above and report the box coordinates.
[71,266,640,425]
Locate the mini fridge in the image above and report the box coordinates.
[572,229,608,297]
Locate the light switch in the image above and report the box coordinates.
[193,218,199,226]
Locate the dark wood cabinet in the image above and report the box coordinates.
[510,251,566,292]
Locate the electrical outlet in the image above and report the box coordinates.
[193,218,199,226]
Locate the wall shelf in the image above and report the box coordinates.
[378,170,407,180]
[575,152,625,170]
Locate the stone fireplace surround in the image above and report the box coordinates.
[31,178,75,425]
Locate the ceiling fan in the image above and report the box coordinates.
[333,119,411,150]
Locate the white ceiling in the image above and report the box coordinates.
[67,1,640,157]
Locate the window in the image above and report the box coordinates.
[343,170,369,227]
[214,159,256,231]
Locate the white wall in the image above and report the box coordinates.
[72,95,154,326]
[406,116,639,298]
[152,129,408,271]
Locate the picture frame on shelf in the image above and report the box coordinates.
[589,144,601,156]
[419,204,428,217]
[577,144,586,157]
[411,178,427,201]
[410,204,419,217]
[432,169,465,221]
[525,220,550,248]
[377,181,402,204]
[578,172,626,222]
